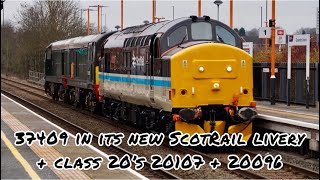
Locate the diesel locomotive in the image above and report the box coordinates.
[45,16,257,141]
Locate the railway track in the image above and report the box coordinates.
[2,77,319,179]
[178,147,319,179]
[1,89,181,179]
[240,148,319,179]
[2,77,44,91]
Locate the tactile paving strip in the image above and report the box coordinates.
[1,107,91,179]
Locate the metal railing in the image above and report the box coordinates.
[28,70,45,86]
[253,62,319,106]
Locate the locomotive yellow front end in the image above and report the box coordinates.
[170,42,257,142]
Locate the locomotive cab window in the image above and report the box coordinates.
[191,22,213,40]
[216,25,236,46]
[167,26,188,47]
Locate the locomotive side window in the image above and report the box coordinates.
[167,26,188,47]
[126,38,133,47]
[123,39,128,48]
[99,55,105,72]
[109,53,116,73]
[216,26,236,46]
[141,36,147,46]
[131,37,137,47]
[52,51,62,76]
[191,22,213,40]
[75,48,88,79]
[144,35,152,46]
[136,37,143,47]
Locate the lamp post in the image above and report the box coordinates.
[260,6,263,27]
[265,0,268,50]
[121,0,123,30]
[100,6,108,32]
[152,0,156,23]
[198,0,201,17]
[101,13,108,32]
[214,0,223,21]
[230,0,233,28]
[270,0,276,105]
[172,6,175,20]
[85,8,96,35]
[89,5,108,33]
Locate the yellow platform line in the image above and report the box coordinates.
[1,131,41,180]
[1,107,91,180]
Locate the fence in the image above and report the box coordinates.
[253,63,319,106]
[28,70,45,86]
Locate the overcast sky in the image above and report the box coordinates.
[2,0,319,34]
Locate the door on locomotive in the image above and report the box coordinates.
[45,47,53,77]
[149,33,161,103]
[88,42,95,83]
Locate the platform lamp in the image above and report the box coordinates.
[213,0,223,21]
[83,8,97,35]
[115,25,121,31]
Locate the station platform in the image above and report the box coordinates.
[1,94,146,179]
[256,101,319,125]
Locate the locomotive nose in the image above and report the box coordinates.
[170,42,255,141]
[170,42,254,108]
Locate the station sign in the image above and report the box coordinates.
[287,34,311,107]
[259,27,271,38]
[288,34,310,46]
[262,68,278,73]
[275,29,286,44]
[242,42,253,57]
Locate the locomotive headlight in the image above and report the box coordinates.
[199,66,205,72]
[213,83,220,89]
[226,66,232,72]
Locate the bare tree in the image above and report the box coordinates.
[13,0,86,76]
[1,22,16,75]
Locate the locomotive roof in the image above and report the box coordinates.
[49,33,109,51]
[104,17,189,48]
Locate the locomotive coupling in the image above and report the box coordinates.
[178,107,202,121]
[238,107,257,121]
